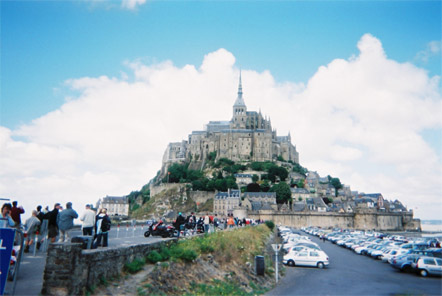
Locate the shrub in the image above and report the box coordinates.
[264,220,275,231]
[170,245,198,262]
[124,258,146,274]
[146,250,163,263]
[159,247,171,261]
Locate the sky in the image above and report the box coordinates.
[1,0,441,221]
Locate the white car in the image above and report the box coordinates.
[413,256,442,277]
[283,249,329,269]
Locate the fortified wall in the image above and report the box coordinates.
[245,210,421,231]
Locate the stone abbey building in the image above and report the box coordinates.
[162,74,299,171]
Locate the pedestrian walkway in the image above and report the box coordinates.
[3,228,160,295]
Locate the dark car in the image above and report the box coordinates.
[425,248,442,259]
[391,254,422,273]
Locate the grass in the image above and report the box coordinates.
[124,257,146,274]
[185,279,269,296]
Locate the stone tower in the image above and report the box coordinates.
[231,72,247,129]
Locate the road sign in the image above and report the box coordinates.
[0,228,16,295]
[271,244,282,252]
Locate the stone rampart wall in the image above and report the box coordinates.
[247,211,419,231]
[150,183,185,197]
[41,239,176,295]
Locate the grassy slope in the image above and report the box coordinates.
[110,224,277,296]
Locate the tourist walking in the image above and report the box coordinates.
[57,202,78,242]
[46,203,61,243]
[93,208,111,248]
[80,204,96,235]
[10,201,25,227]
[24,210,41,253]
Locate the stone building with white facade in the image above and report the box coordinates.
[213,189,241,216]
[97,196,129,217]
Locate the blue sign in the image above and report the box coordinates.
[0,228,15,295]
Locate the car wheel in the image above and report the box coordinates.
[144,231,150,237]
[403,265,411,273]
[317,262,324,269]
[420,269,428,277]
[287,260,295,267]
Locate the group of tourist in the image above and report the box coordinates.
[0,201,112,250]
[173,211,262,235]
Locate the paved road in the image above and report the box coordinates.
[268,233,442,296]
[3,226,161,296]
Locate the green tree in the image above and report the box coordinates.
[270,182,292,204]
[292,163,308,176]
[225,176,238,189]
[215,179,227,191]
[260,180,270,192]
[296,179,305,188]
[167,163,188,183]
[252,174,259,183]
[328,176,343,197]
[246,183,261,192]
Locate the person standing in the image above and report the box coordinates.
[36,205,48,249]
[93,208,111,248]
[80,204,95,236]
[204,213,210,233]
[174,212,186,237]
[10,201,25,227]
[46,203,61,243]
[57,202,78,243]
[24,210,41,253]
[1,203,15,228]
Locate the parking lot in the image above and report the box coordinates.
[268,231,442,296]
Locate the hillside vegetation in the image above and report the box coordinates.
[126,156,313,217]
[93,224,278,295]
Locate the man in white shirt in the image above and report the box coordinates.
[80,204,95,236]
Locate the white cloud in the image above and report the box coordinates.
[121,0,147,10]
[416,40,442,63]
[1,34,441,221]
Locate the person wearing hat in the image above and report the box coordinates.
[57,202,78,243]
[45,203,62,243]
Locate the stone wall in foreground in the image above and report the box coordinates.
[41,239,176,295]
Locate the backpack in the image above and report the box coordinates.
[101,216,111,232]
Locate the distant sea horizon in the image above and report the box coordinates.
[421,220,442,232]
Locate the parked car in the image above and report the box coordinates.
[390,254,421,273]
[412,256,442,277]
[283,249,329,269]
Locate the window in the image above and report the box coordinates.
[424,259,435,265]
[310,252,319,257]
[298,252,308,257]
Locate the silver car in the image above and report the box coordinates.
[413,256,442,277]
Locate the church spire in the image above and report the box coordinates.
[238,70,243,98]
[233,70,246,107]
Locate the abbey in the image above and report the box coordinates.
[162,74,299,170]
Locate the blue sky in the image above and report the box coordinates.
[2,1,440,128]
[1,0,441,220]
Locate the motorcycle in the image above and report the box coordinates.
[144,220,176,238]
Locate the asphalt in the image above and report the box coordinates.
[267,232,442,296]
[3,226,160,296]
